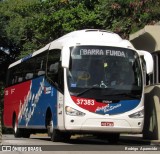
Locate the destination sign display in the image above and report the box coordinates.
[80,49,126,57]
[71,46,132,58]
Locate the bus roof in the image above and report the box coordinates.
[49,29,123,49]
[9,29,135,69]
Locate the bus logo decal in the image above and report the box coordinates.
[11,88,15,94]
[44,86,51,94]
[96,104,122,113]
[4,88,15,95]
[5,90,9,96]
[96,105,110,113]
[18,78,45,126]
[71,96,140,115]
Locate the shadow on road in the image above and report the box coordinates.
[30,134,152,146]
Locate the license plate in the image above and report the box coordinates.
[101,122,114,126]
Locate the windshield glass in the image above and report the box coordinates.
[67,46,142,100]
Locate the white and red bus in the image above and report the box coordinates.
[3,29,153,142]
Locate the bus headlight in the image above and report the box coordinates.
[65,106,86,116]
[129,109,144,118]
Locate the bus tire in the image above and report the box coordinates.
[13,115,22,138]
[49,122,71,142]
[47,118,62,142]
[51,129,63,142]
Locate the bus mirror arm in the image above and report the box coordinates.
[62,46,70,68]
[139,50,153,74]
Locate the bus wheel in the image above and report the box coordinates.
[13,116,21,138]
[51,130,71,142]
[47,120,62,142]
[51,129,63,142]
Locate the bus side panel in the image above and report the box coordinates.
[3,76,58,130]
[57,92,65,130]
[3,81,31,128]
[17,76,58,128]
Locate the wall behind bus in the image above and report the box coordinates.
[129,24,160,52]
[129,23,160,140]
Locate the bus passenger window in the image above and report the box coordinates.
[47,62,59,82]
[37,70,45,76]
[47,49,61,83]
[12,75,18,84]
[25,73,33,80]
[18,77,23,82]
[12,78,15,84]
[49,62,59,74]
[35,53,47,77]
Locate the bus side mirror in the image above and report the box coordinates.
[62,46,70,68]
[139,50,153,74]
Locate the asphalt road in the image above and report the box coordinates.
[1,134,160,153]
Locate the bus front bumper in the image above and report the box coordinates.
[64,118,143,133]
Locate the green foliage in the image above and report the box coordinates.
[0,0,41,55]
[1,0,159,57]
[0,0,99,58]
[96,0,160,38]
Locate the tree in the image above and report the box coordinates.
[40,1,98,38]
[1,0,160,59]
[0,0,99,58]
[95,0,160,39]
[0,0,43,58]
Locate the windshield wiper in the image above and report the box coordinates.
[75,84,99,97]
[103,93,140,99]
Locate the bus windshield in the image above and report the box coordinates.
[67,46,142,100]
